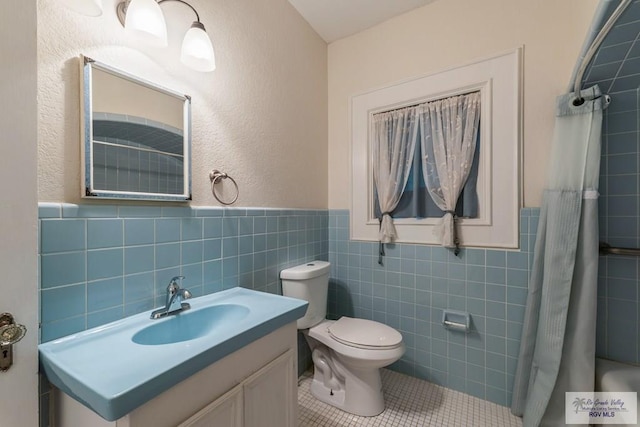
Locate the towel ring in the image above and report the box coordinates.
[209,169,239,205]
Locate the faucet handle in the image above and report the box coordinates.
[167,276,186,292]
[169,275,185,285]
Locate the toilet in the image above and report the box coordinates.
[281,261,405,416]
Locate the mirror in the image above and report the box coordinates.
[81,56,191,201]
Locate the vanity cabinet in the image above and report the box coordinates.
[179,350,295,427]
[243,349,296,427]
[55,323,298,427]
[179,385,243,427]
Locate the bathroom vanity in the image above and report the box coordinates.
[39,288,307,427]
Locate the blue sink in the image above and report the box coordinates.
[38,288,308,422]
[132,304,250,345]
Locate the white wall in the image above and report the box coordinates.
[0,0,39,424]
[38,0,328,208]
[328,0,599,208]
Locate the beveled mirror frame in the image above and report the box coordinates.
[81,55,192,201]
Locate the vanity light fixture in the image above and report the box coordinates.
[116,0,216,72]
[61,0,103,16]
[119,0,167,46]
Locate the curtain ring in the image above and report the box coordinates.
[209,169,239,205]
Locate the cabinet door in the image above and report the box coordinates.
[243,350,296,427]
[178,384,243,427]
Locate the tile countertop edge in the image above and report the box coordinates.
[39,289,308,422]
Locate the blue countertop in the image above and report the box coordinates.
[38,288,307,421]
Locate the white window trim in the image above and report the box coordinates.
[351,48,522,249]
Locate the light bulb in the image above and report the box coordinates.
[124,0,168,47]
[180,22,216,72]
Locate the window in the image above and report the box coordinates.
[351,48,522,249]
[372,96,480,221]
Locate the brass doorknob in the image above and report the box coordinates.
[0,323,26,346]
[0,313,27,372]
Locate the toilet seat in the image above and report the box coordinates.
[328,317,403,350]
[308,319,405,364]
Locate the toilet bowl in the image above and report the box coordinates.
[281,261,405,416]
[306,318,405,415]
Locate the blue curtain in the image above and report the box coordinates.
[511,86,606,426]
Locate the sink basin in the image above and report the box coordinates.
[132,304,250,345]
[38,287,308,421]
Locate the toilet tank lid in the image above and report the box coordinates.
[280,261,330,280]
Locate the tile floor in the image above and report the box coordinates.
[298,369,522,426]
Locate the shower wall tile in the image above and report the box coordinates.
[588,62,623,83]
[620,57,640,77]
[328,208,538,407]
[593,42,632,67]
[39,203,328,344]
[599,85,640,365]
[607,90,638,113]
[607,111,638,134]
[617,1,640,25]
[611,74,640,93]
[607,153,638,175]
[607,174,638,195]
[583,3,640,94]
[601,22,639,48]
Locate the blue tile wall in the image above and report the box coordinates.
[327,208,539,407]
[38,203,329,345]
[597,86,640,365]
[583,0,640,92]
[578,1,640,367]
[39,203,537,410]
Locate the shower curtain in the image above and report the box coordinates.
[511,85,607,426]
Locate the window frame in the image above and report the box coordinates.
[351,48,522,248]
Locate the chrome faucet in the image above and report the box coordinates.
[150,276,192,319]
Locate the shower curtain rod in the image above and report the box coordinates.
[599,242,640,256]
[573,0,632,105]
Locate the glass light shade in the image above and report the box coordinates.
[180,22,216,72]
[61,0,103,16]
[124,0,168,47]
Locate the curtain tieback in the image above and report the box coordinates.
[378,212,391,265]
[444,210,461,256]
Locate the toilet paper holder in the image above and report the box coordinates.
[442,310,470,332]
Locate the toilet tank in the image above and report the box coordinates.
[280,261,330,329]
